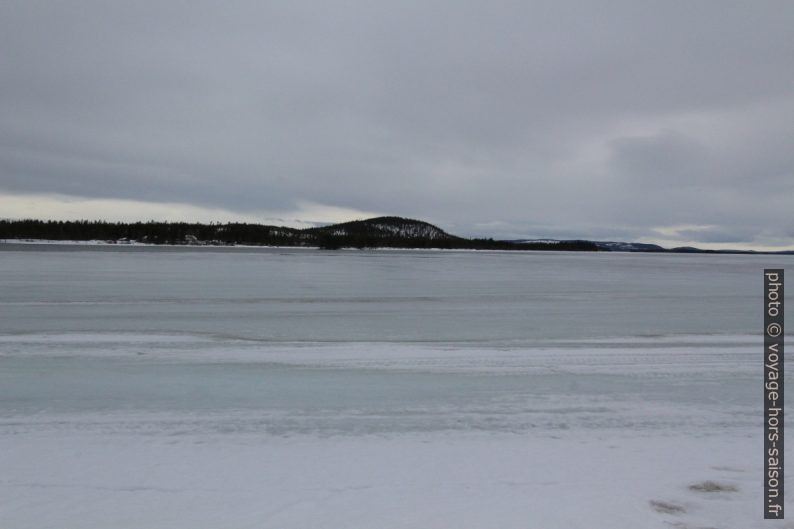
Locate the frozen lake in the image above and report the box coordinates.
[0,244,791,528]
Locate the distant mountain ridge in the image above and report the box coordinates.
[509,238,793,255]
[512,239,665,252]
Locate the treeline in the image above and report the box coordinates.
[0,219,309,245]
[0,219,598,251]
[312,234,597,251]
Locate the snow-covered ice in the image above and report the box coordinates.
[0,245,791,528]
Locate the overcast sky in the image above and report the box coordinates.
[1,1,793,249]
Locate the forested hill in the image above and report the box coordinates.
[0,217,598,251]
[307,217,451,241]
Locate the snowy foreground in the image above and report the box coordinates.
[0,332,788,529]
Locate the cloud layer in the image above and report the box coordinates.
[1,1,793,248]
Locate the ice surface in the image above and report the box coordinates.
[0,245,791,527]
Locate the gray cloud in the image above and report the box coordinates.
[609,131,710,187]
[1,1,793,247]
[670,226,762,245]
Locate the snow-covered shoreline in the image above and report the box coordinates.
[0,331,782,529]
[0,238,319,249]
[0,238,559,252]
